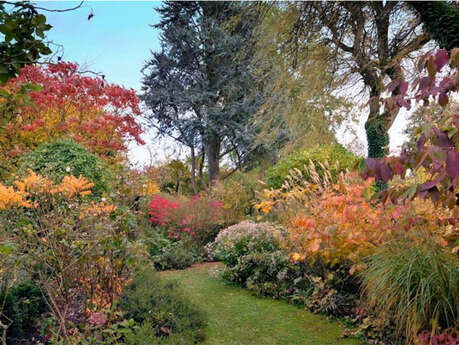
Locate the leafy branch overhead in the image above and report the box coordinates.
[0,1,52,83]
[362,49,459,208]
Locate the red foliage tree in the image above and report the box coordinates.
[1,62,144,162]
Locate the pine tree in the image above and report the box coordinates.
[141,1,262,188]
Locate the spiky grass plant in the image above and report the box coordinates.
[361,240,458,343]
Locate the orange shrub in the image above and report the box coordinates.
[256,165,457,272]
[0,171,139,341]
[287,176,396,267]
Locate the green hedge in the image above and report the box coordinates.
[17,139,111,197]
[266,144,360,188]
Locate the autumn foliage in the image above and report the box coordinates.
[362,49,459,207]
[288,175,456,268]
[149,194,225,244]
[0,62,144,165]
[256,162,457,271]
[0,170,137,341]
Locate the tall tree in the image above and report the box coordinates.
[284,2,430,158]
[140,1,262,188]
[250,5,356,157]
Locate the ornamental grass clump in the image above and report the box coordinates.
[361,240,458,343]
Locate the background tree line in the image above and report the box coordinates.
[139,0,459,188]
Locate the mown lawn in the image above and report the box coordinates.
[161,263,360,345]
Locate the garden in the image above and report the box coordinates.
[0,1,458,345]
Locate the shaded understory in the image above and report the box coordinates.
[161,263,359,345]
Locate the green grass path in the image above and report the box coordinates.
[161,263,359,345]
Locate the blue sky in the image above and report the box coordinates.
[39,1,172,165]
[40,1,161,90]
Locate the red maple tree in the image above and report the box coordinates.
[1,62,144,161]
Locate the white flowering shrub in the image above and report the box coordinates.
[205,221,286,266]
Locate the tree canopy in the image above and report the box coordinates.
[279,1,430,158]
[141,1,263,188]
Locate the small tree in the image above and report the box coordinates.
[1,62,144,174]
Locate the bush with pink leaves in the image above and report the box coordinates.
[149,194,226,245]
[418,331,458,345]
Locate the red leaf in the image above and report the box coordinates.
[380,163,393,183]
[434,49,449,71]
[386,80,399,93]
[400,81,409,95]
[420,181,437,192]
[392,159,404,175]
[433,128,454,147]
[438,93,448,107]
[446,149,459,180]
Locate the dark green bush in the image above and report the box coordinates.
[143,226,202,271]
[143,226,174,257]
[151,240,198,271]
[0,281,46,344]
[220,248,360,318]
[362,241,458,342]
[17,139,111,197]
[265,144,360,188]
[119,267,205,344]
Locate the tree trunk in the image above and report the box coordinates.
[190,145,198,195]
[365,83,390,158]
[365,63,404,158]
[207,132,220,184]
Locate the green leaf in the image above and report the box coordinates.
[358,159,366,174]
[0,88,10,98]
[407,183,417,199]
[0,242,16,256]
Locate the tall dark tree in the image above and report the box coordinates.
[141,1,262,188]
[284,2,430,158]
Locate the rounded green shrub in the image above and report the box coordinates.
[205,221,285,267]
[265,144,360,188]
[143,226,201,271]
[17,139,111,197]
[152,240,198,270]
